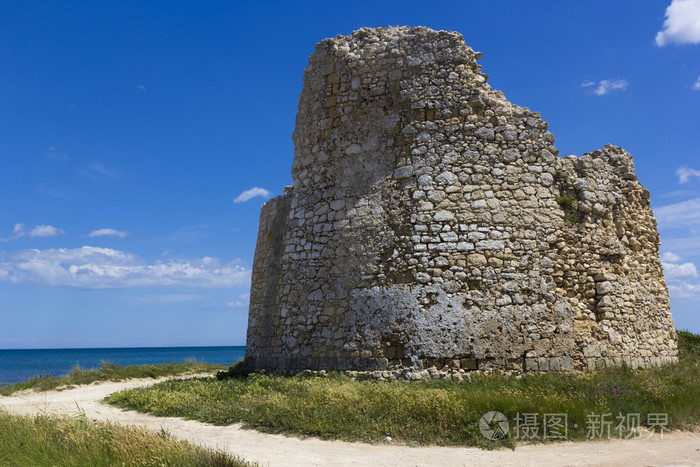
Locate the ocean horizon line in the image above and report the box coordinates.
[0,344,246,352]
[0,346,247,385]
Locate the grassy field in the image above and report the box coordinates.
[0,360,226,396]
[106,330,700,448]
[0,410,252,466]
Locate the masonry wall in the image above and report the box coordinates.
[244,26,677,373]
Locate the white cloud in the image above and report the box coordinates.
[669,282,700,300]
[584,79,628,96]
[663,261,699,279]
[0,246,250,289]
[660,244,700,299]
[661,251,683,262]
[233,187,272,203]
[658,189,699,199]
[654,197,700,228]
[138,85,146,91]
[88,228,130,238]
[694,75,700,89]
[676,166,700,183]
[656,0,700,46]
[29,225,64,237]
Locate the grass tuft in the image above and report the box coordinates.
[556,193,579,224]
[0,410,252,466]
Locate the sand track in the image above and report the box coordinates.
[1,377,699,466]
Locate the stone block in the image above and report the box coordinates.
[524,357,538,371]
[460,358,477,370]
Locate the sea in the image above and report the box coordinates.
[0,346,246,386]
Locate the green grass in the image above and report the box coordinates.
[678,329,700,353]
[556,193,579,224]
[0,360,227,396]
[0,409,252,466]
[106,332,700,448]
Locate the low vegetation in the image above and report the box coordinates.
[556,193,579,224]
[106,331,700,448]
[0,360,226,396]
[0,410,251,466]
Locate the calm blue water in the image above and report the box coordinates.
[0,346,246,385]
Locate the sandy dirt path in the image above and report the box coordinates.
[1,377,699,466]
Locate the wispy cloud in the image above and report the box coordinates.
[655,198,700,228]
[661,234,700,256]
[583,79,628,96]
[132,294,207,304]
[658,189,700,199]
[0,224,26,242]
[88,228,130,238]
[37,184,72,199]
[669,282,700,300]
[138,84,146,91]
[694,75,700,90]
[0,246,250,289]
[661,251,683,262]
[2,224,64,241]
[656,0,700,46]
[29,225,64,237]
[677,166,700,183]
[81,163,121,182]
[226,292,250,308]
[233,187,272,203]
[46,146,67,160]
[161,224,210,245]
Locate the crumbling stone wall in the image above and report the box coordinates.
[244,26,677,373]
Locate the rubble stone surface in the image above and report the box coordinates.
[244,26,677,373]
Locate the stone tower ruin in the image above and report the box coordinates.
[244,26,677,373]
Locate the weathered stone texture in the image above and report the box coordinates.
[244,26,677,373]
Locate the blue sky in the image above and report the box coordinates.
[1,0,699,349]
